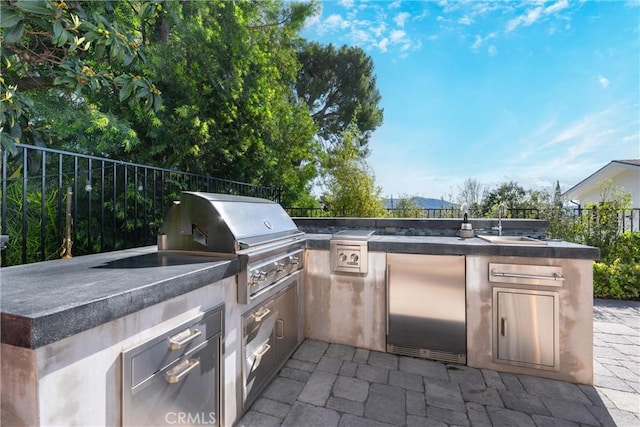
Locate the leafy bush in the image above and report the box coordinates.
[593,232,640,300]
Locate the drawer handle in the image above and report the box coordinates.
[501,318,507,337]
[166,358,200,384]
[254,343,271,361]
[168,328,202,350]
[253,307,271,322]
[491,270,565,281]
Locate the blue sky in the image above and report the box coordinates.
[302,0,640,201]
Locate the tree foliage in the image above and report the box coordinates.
[0,0,389,207]
[456,178,485,216]
[322,125,387,218]
[0,0,162,153]
[568,180,632,261]
[479,181,528,216]
[296,42,383,155]
[389,195,422,218]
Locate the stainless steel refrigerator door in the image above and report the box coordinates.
[387,253,466,355]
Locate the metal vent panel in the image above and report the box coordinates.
[387,344,466,365]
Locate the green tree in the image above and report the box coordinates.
[322,125,387,217]
[85,0,319,206]
[296,42,383,155]
[571,180,632,260]
[390,196,422,218]
[0,0,161,154]
[456,178,485,217]
[480,181,527,217]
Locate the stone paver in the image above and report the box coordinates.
[333,376,369,402]
[240,299,640,427]
[282,402,340,427]
[355,363,388,384]
[389,369,424,392]
[365,384,406,425]
[297,370,336,406]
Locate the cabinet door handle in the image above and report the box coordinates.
[501,318,507,337]
[276,319,284,339]
[168,328,202,350]
[253,307,271,322]
[166,358,200,384]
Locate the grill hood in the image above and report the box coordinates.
[160,192,303,253]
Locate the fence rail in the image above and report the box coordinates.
[1,144,279,267]
[569,207,639,233]
[3,145,639,268]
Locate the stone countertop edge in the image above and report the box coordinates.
[304,234,600,260]
[1,236,598,349]
[1,246,239,349]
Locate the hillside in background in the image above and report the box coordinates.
[384,197,455,209]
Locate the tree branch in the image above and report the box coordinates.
[14,76,55,91]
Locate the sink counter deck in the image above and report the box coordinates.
[306,233,599,259]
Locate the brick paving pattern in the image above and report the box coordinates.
[238,299,640,426]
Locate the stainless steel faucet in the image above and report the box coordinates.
[492,203,506,236]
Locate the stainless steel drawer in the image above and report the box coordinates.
[123,306,224,427]
[123,336,220,426]
[128,309,222,388]
[243,300,277,404]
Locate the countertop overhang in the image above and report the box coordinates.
[1,246,239,349]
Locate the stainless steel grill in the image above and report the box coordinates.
[159,192,305,303]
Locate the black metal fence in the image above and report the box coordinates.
[1,144,280,267]
[570,207,639,233]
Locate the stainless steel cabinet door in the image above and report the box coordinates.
[274,282,300,362]
[495,289,558,368]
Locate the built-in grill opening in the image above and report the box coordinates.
[159,192,305,304]
[330,229,374,274]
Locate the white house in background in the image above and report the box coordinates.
[563,159,640,231]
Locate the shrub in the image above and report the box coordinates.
[593,232,640,300]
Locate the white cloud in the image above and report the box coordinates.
[351,29,371,43]
[325,14,350,30]
[394,12,411,27]
[458,16,473,25]
[488,44,498,56]
[506,6,543,32]
[506,1,571,33]
[339,0,355,8]
[390,30,406,43]
[389,0,402,9]
[371,22,387,37]
[544,0,569,15]
[598,75,610,88]
[377,38,390,52]
[471,35,483,50]
[471,32,496,51]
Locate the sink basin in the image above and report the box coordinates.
[478,235,547,246]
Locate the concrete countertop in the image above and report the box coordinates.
[305,234,600,260]
[0,246,239,349]
[1,235,598,349]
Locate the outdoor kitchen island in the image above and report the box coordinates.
[1,227,599,426]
